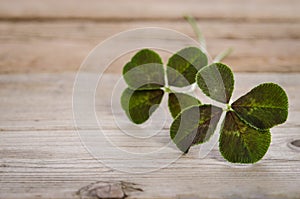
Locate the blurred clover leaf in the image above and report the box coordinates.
[167,47,207,87]
[168,92,201,118]
[123,49,165,90]
[170,105,222,153]
[196,62,234,103]
[121,88,164,124]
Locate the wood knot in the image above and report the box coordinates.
[77,181,143,199]
[288,139,300,151]
[176,194,201,199]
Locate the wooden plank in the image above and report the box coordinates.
[0,21,299,74]
[0,73,299,128]
[2,21,299,41]
[0,0,299,22]
[0,73,299,198]
[0,73,299,129]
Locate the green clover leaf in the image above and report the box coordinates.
[121,88,164,124]
[168,92,201,118]
[219,111,271,163]
[167,47,207,87]
[123,49,165,90]
[170,105,223,153]
[196,62,234,103]
[232,83,288,130]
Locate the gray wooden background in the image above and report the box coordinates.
[0,0,299,198]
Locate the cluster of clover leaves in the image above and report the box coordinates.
[120,47,288,164]
[120,17,289,164]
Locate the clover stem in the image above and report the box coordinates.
[213,47,234,62]
[187,83,197,92]
[225,104,233,112]
[184,15,206,51]
[164,87,172,93]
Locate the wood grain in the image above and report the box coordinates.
[0,21,299,74]
[0,73,299,198]
[0,0,299,22]
[0,0,299,73]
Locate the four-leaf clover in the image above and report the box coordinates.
[121,47,288,164]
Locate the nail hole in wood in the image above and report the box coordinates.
[291,140,300,147]
[288,139,300,151]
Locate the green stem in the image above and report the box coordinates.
[164,87,172,93]
[184,15,206,51]
[224,104,233,112]
[213,47,233,62]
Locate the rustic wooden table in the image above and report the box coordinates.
[0,0,299,198]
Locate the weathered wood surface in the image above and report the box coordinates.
[0,0,300,198]
[0,0,299,21]
[0,73,299,199]
[0,0,299,73]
